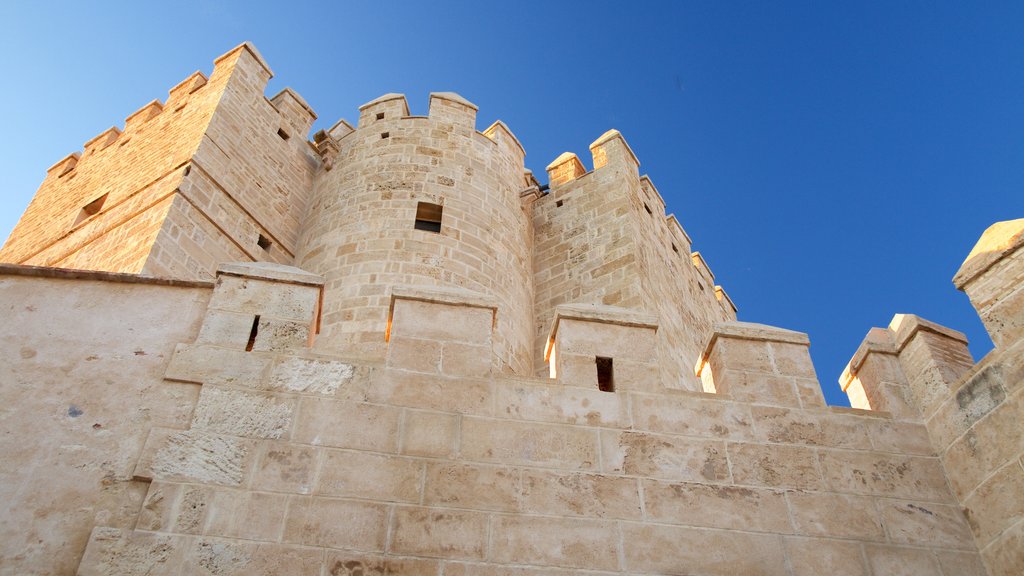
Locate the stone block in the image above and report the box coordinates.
[600,430,729,483]
[460,416,600,469]
[77,527,187,576]
[317,450,423,503]
[934,550,988,576]
[323,552,440,576]
[982,517,1024,576]
[388,290,495,345]
[191,386,295,439]
[251,442,319,494]
[750,406,871,450]
[197,310,259,349]
[366,370,492,415]
[786,492,884,540]
[389,506,488,560]
[292,397,400,452]
[785,537,869,576]
[282,496,388,551]
[818,449,951,501]
[251,317,311,352]
[620,523,788,575]
[401,410,458,458]
[423,462,520,512]
[642,479,791,533]
[862,544,941,576]
[865,418,934,455]
[267,356,358,395]
[204,489,289,542]
[209,275,321,322]
[440,341,492,377]
[630,393,755,440]
[495,380,630,427]
[386,336,442,373]
[519,470,642,519]
[709,369,803,407]
[489,516,619,571]
[962,459,1024,546]
[727,442,822,490]
[878,499,975,549]
[165,343,272,387]
[182,539,324,576]
[138,428,255,487]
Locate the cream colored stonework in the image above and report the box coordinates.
[0,43,1020,575]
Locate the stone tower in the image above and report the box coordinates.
[0,43,1021,576]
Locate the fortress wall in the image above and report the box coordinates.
[0,266,211,574]
[71,268,985,575]
[143,44,320,280]
[295,94,534,373]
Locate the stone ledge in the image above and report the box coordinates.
[544,304,659,361]
[696,321,810,378]
[839,327,898,390]
[358,93,410,114]
[390,285,498,312]
[217,262,324,287]
[589,129,640,167]
[889,313,968,352]
[0,263,213,289]
[430,91,478,111]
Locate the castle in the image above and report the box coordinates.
[0,42,1020,576]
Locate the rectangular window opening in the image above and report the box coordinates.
[376,112,385,120]
[257,234,273,251]
[74,193,108,226]
[671,243,679,254]
[644,203,653,215]
[414,201,443,233]
[277,128,290,141]
[245,315,260,352]
[556,199,564,207]
[596,356,615,392]
[381,132,390,139]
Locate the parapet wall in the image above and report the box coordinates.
[295,92,535,374]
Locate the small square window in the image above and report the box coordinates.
[381,132,390,139]
[74,193,108,226]
[376,112,385,120]
[257,234,272,251]
[556,200,564,207]
[414,202,443,233]
[277,128,290,141]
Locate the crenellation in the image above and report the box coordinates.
[1,42,1020,575]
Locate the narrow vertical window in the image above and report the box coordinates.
[245,315,261,352]
[596,356,614,392]
[414,202,443,233]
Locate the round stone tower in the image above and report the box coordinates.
[295,92,534,374]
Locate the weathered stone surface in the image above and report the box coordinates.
[389,506,488,560]
[643,480,791,532]
[146,430,255,486]
[601,430,730,482]
[490,516,619,571]
[317,450,422,502]
[192,386,295,439]
[282,497,388,551]
[267,356,357,395]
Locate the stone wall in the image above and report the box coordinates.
[49,262,984,575]
[0,265,211,575]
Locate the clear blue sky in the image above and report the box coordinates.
[2,2,1022,405]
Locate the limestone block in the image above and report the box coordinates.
[784,537,869,576]
[934,550,988,576]
[401,410,459,458]
[954,219,1024,348]
[750,406,872,450]
[282,496,388,551]
[494,379,630,427]
[460,416,600,469]
[840,327,917,418]
[387,287,496,345]
[600,430,729,483]
[77,527,187,576]
[642,479,791,533]
[209,273,321,322]
[589,129,640,172]
[620,523,788,575]
[366,370,492,415]
[890,314,973,418]
[251,442,319,494]
[389,506,488,560]
[941,388,1024,499]
[440,341,492,378]
[489,516,619,571]
[727,442,822,490]
[137,428,255,486]
[165,343,272,387]
[519,470,642,519]
[181,539,324,576]
[864,418,934,456]
[387,336,442,373]
[862,544,942,576]
[630,393,755,440]
[423,462,521,512]
[878,499,975,549]
[818,449,951,501]
[786,492,884,540]
[962,457,1024,546]
[292,397,400,452]
[267,355,358,395]
[982,517,1024,576]
[197,310,259,349]
[251,316,311,352]
[927,362,1008,450]
[191,386,295,439]
[317,450,423,503]
[204,489,289,542]
[323,553,440,576]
